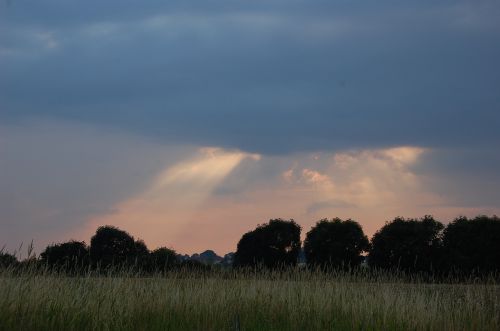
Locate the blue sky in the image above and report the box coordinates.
[1,0,499,254]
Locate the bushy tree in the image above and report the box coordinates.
[149,247,178,272]
[90,226,144,269]
[133,239,150,270]
[234,219,301,269]
[443,215,500,274]
[369,216,443,273]
[0,252,18,269]
[40,240,89,272]
[304,218,369,270]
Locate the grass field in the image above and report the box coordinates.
[1,268,499,331]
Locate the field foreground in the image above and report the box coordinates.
[1,270,499,331]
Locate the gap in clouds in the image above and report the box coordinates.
[79,147,261,252]
[77,144,499,255]
[2,120,499,255]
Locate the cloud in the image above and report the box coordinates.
[165,146,438,252]
[411,147,500,208]
[70,143,500,254]
[1,0,499,154]
[78,147,260,252]
[1,120,499,255]
[0,120,195,253]
[1,1,499,254]
[306,200,356,215]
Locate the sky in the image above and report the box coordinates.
[1,0,500,256]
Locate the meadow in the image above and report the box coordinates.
[1,268,499,331]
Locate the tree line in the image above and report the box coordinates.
[1,215,499,276]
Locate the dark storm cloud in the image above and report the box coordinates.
[1,0,500,154]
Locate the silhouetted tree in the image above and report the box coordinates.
[443,215,500,275]
[0,252,18,269]
[149,247,178,272]
[90,226,140,269]
[40,240,89,272]
[234,219,301,269]
[304,218,369,270]
[369,216,443,273]
[133,239,150,271]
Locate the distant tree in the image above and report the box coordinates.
[90,226,140,269]
[443,215,500,274]
[197,250,223,265]
[149,247,178,272]
[0,252,18,269]
[304,218,369,270]
[234,219,301,269]
[369,216,443,273]
[222,252,235,267]
[40,240,89,272]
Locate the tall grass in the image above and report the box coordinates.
[1,266,499,331]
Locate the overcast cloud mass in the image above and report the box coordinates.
[1,0,499,254]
